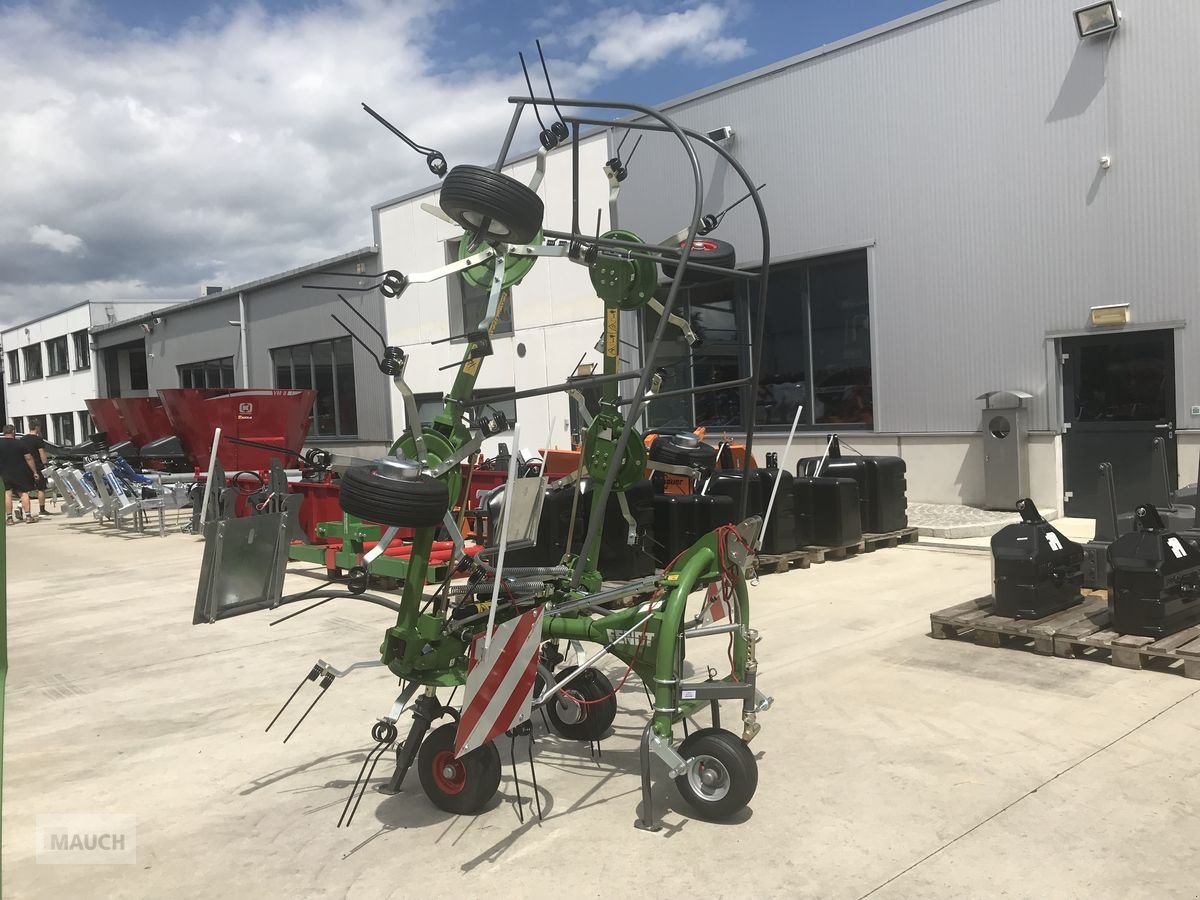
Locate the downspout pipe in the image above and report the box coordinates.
[238,292,249,387]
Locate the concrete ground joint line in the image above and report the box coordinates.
[854,685,1200,900]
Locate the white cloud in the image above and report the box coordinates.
[28,224,85,254]
[579,3,750,77]
[0,0,751,325]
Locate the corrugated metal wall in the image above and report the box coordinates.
[616,0,1200,433]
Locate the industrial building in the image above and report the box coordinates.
[1,299,180,444]
[9,0,1192,517]
[375,0,1198,518]
[90,248,388,459]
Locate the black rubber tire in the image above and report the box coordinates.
[660,238,736,284]
[338,465,448,528]
[545,666,617,741]
[439,165,544,245]
[649,435,718,472]
[417,723,502,815]
[674,727,758,821]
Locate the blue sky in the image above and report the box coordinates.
[93,0,939,106]
[0,0,942,322]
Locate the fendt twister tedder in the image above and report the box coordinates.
[193,53,775,832]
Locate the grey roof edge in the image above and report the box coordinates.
[641,0,986,115]
[89,245,380,335]
[1,299,91,336]
[371,128,608,215]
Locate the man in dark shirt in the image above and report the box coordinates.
[1,424,39,524]
[23,422,52,516]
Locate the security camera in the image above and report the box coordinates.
[705,125,735,143]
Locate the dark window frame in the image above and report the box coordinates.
[22,345,43,380]
[6,349,19,384]
[73,330,91,370]
[270,337,358,439]
[178,357,235,390]
[46,335,70,376]
[51,411,76,446]
[641,249,873,432]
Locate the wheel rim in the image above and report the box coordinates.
[686,754,731,803]
[431,750,467,795]
[554,690,586,726]
[462,210,512,237]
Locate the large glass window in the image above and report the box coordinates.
[128,350,148,390]
[22,345,43,380]
[46,336,70,376]
[73,330,91,370]
[641,249,872,431]
[6,350,19,384]
[78,411,94,440]
[179,357,235,389]
[444,241,514,339]
[271,338,358,438]
[52,412,75,445]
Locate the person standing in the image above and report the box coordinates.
[23,422,52,516]
[1,424,39,525]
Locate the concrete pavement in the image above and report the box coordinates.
[4,516,1198,899]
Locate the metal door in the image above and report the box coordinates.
[1062,329,1176,518]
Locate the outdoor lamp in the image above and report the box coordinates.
[1074,2,1121,38]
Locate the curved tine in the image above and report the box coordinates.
[344,739,394,827]
[518,53,548,132]
[536,39,568,129]
[338,740,387,827]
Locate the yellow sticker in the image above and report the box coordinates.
[605,308,619,358]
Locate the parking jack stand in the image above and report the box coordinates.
[380,690,440,795]
[634,722,661,833]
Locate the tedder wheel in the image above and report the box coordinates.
[545,666,617,741]
[647,433,718,472]
[674,728,758,821]
[659,238,736,285]
[338,464,448,528]
[439,165,545,246]
[417,723,502,815]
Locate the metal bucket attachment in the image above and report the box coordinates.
[193,511,292,624]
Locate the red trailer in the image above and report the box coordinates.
[158,388,316,473]
[110,397,175,446]
[84,399,133,443]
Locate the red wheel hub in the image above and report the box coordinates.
[431,750,467,795]
[680,239,718,253]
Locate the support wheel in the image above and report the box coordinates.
[545,666,617,741]
[417,723,501,815]
[439,165,544,245]
[674,727,757,821]
[338,465,449,528]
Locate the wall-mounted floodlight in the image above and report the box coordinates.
[705,126,734,143]
[1090,303,1130,327]
[1074,2,1120,38]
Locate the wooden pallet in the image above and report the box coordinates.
[930,593,1108,655]
[1054,609,1200,678]
[757,527,919,573]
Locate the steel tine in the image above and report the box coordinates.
[283,673,334,743]
[265,665,321,732]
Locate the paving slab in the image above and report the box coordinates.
[3,514,1199,899]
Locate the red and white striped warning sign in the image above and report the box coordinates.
[454,607,544,758]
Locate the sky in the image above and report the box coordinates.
[0,0,939,328]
